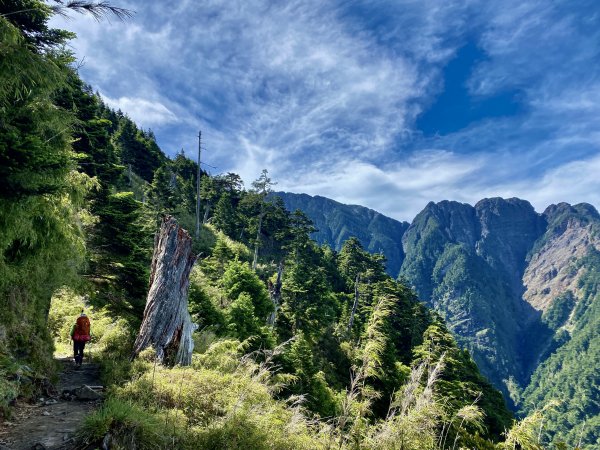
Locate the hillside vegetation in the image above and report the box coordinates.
[280,193,600,449]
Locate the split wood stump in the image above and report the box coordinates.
[132,216,197,365]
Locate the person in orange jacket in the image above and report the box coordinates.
[70,310,91,367]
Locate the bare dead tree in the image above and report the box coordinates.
[267,261,283,326]
[132,216,197,365]
[347,274,360,333]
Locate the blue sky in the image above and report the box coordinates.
[51,0,600,221]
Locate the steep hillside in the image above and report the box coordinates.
[520,248,600,448]
[523,203,600,313]
[399,198,549,404]
[282,193,599,448]
[1,3,593,447]
[274,192,409,277]
[518,205,600,448]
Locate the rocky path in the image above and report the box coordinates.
[0,358,103,450]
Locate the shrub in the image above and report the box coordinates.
[99,339,329,449]
[79,397,182,449]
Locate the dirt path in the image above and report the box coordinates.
[0,358,103,450]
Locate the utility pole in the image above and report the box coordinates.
[195,130,201,238]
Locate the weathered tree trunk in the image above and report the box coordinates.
[347,273,360,333]
[252,209,264,271]
[132,216,197,365]
[202,203,211,224]
[267,261,283,326]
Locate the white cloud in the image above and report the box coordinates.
[498,154,600,213]
[51,0,464,168]
[280,150,487,220]
[50,0,600,221]
[102,95,178,128]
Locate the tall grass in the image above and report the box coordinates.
[68,295,556,449]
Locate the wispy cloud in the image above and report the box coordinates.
[102,95,178,127]
[51,0,600,221]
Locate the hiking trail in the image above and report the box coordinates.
[0,358,102,450]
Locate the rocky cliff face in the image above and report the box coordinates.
[474,198,547,295]
[517,204,600,447]
[400,198,600,420]
[274,192,409,277]
[399,198,549,403]
[523,203,600,313]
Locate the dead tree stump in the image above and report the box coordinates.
[132,216,197,365]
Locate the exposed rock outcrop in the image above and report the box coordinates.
[523,203,600,313]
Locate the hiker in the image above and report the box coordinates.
[70,310,91,367]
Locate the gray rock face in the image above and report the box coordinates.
[426,200,481,246]
[523,203,600,314]
[399,198,547,401]
[73,385,103,401]
[474,198,546,295]
[400,198,599,408]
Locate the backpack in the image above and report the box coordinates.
[74,316,91,342]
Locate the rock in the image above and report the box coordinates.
[61,391,73,401]
[102,432,112,450]
[73,385,102,401]
[399,197,548,401]
[41,411,51,416]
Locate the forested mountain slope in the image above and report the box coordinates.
[281,193,600,448]
[275,192,409,277]
[399,198,549,401]
[519,205,600,447]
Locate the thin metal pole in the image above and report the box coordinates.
[195,130,201,237]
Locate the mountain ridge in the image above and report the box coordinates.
[274,191,409,277]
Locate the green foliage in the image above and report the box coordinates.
[0,17,74,198]
[0,1,75,51]
[0,6,529,446]
[87,343,330,449]
[188,280,226,331]
[0,10,93,405]
[80,397,178,450]
[200,229,251,280]
[519,249,600,449]
[89,190,152,311]
[114,119,166,182]
[274,192,409,277]
[147,150,200,218]
[542,290,575,330]
[48,287,129,352]
[222,259,272,320]
[413,323,512,441]
[226,293,263,340]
